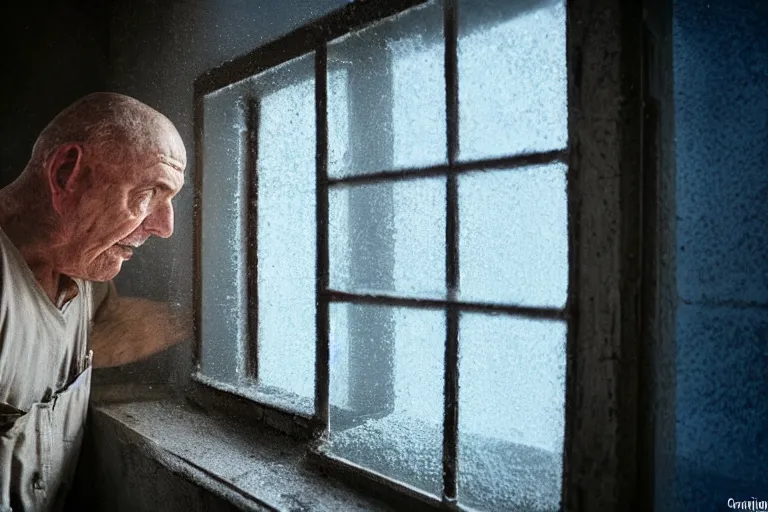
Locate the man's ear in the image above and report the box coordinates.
[47,143,85,215]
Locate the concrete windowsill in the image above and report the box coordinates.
[83,387,394,512]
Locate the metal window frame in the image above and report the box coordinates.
[191,0,649,511]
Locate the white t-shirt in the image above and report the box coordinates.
[0,228,106,511]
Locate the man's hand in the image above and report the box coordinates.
[89,283,191,368]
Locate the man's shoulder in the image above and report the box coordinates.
[0,228,24,294]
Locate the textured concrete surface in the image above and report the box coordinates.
[669,0,768,510]
[70,399,395,512]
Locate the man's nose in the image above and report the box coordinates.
[143,202,174,239]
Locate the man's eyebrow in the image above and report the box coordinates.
[157,153,185,172]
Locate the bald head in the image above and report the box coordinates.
[30,92,186,175]
[2,92,188,283]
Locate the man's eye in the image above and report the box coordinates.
[135,190,155,210]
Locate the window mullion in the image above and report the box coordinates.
[245,98,260,380]
[443,0,460,505]
[315,44,331,431]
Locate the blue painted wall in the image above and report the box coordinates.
[672,0,768,509]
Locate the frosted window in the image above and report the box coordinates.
[458,313,566,511]
[329,178,446,299]
[255,54,316,409]
[329,304,445,497]
[328,0,446,178]
[459,163,568,308]
[458,0,567,160]
[199,87,248,384]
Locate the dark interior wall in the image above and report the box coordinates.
[0,1,110,188]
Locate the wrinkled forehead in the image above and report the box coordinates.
[152,118,187,170]
[142,118,187,172]
[101,118,187,175]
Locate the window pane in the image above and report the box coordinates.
[328,304,445,497]
[459,163,568,308]
[255,53,316,412]
[458,313,565,512]
[330,178,446,299]
[458,0,567,160]
[199,87,248,384]
[328,0,446,178]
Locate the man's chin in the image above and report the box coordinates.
[93,262,124,282]
[67,259,125,283]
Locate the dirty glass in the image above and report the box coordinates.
[455,2,568,509]
[199,86,249,385]
[458,162,568,308]
[327,0,446,178]
[458,313,566,512]
[253,53,317,413]
[328,304,445,497]
[198,53,317,415]
[458,0,567,161]
[198,0,570,506]
[329,178,446,300]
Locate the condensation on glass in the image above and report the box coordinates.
[455,1,568,510]
[198,53,316,415]
[327,0,446,178]
[199,86,249,385]
[329,304,446,497]
[199,0,569,507]
[327,0,568,509]
[325,0,449,496]
[458,0,567,161]
[329,177,446,299]
[254,53,317,413]
[458,314,566,511]
[459,162,568,308]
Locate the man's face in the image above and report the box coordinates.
[57,144,186,282]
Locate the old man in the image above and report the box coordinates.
[0,92,188,511]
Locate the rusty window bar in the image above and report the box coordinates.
[324,150,568,187]
[324,290,566,320]
[192,93,204,369]
[315,45,331,429]
[245,99,260,379]
[194,0,431,98]
[443,0,460,502]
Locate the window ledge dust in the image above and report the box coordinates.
[84,391,395,512]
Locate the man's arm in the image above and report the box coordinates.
[89,281,190,369]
